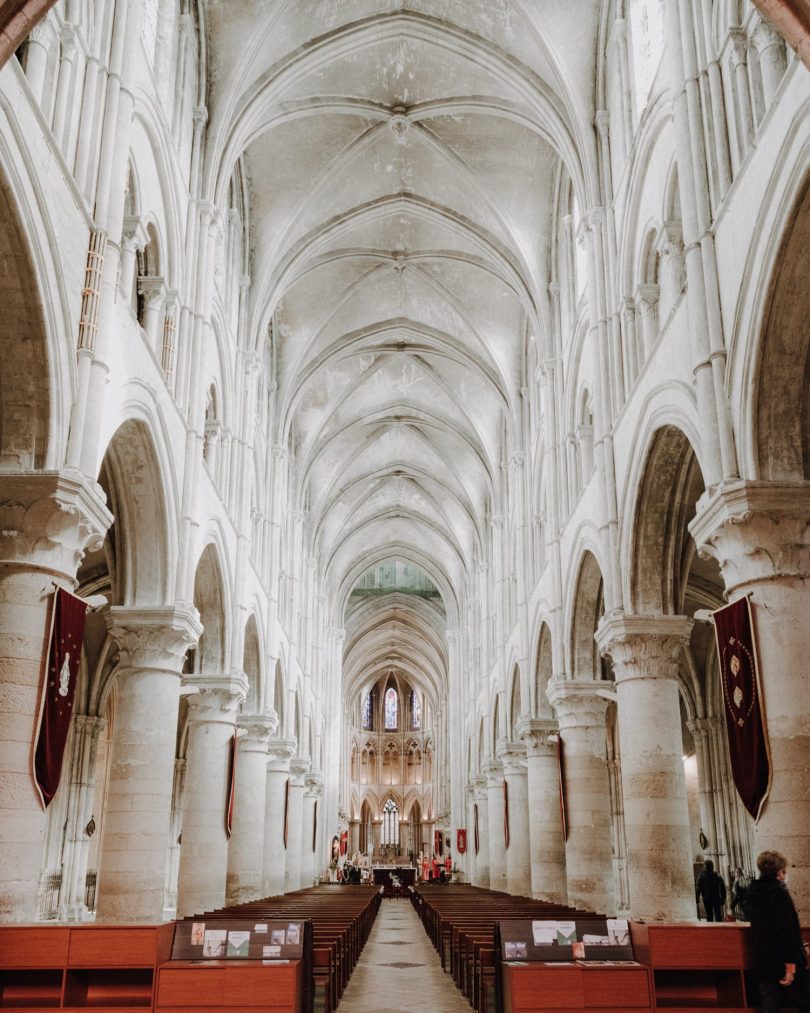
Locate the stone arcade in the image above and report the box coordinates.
[0,0,808,963]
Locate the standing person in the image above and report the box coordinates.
[421,851,429,883]
[696,859,726,921]
[431,853,440,882]
[748,850,810,1013]
[731,867,752,921]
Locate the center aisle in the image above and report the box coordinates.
[336,896,473,1013]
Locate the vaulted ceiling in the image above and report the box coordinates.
[202,0,602,702]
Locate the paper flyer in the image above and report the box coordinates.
[503,941,527,959]
[190,922,205,946]
[263,944,282,958]
[607,918,630,946]
[254,923,268,933]
[556,921,577,945]
[202,929,227,958]
[226,930,251,957]
[271,929,286,945]
[532,921,558,945]
[286,923,301,945]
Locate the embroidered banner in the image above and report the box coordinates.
[557,733,568,842]
[503,778,509,849]
[34,588,88,808]
[434,829,443,856]
[473,804,479,855]
[225,730,237,838]
[713,595,771,821]
[456,828,467,854]
[339,830,348,855]
[313,800,318,852]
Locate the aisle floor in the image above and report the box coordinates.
[337,897,473,1012]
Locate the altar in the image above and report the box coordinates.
[372,865,416,895]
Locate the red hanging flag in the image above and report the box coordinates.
[456,828,467,854]
[33,588,88,808]
[556,734,568,842]
[503,779,509,849]
[434,829,443,856]
[283,778,290,849]
[473,804,479,855]
[712,596,771,821]
[339,830,348,855]
[225,730,238,838]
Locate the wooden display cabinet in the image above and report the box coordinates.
[501,961,653,1012]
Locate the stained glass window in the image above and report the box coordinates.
[384,687,398,730]
[411,691,421,730]
[362,692,372,730]
[382,798,399,846]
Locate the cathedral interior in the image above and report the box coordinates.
[0,0,808,975]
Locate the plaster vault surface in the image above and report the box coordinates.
[203,0,595,689]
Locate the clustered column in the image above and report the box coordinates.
[96,604,202,922]
[226,712,277,905]
[596,614,695,921]
[498,740,531,897]
[518,717,568,903]
[547,679,617,914]
[471,776,490,887]
[301,772,323,888]
[177,671,247,917]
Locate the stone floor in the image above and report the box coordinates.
[337,897,473,1012]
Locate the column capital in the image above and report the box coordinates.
[469,774,488,800]
[0,469,111,577]
[304,772,323,797]
[137,275,166,308]
[595,612,693,684]
[290,754,311,781]
[482,760,504,786]
[105,603,201,671]
[497,739,527,775]
[547,677,615,728]
[183,671,248,724]
[236,711,278,750]
[266,737,297,771]
[689,480,810,592]
[516,717,559,756]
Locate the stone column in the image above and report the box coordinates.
[95,604,201,922]
[349,819,360,857]
[226,712,277,905]
[263,738,296,898]
[372,818,382,857]
[301,773,322,888]
[176,672,247,917]
[688,717,721,867]
[0,472,109,921]
[690,481,810,918]
[547,679,617,915]
[498,741,531,897]
[284,757,310,893]
[596,614,695,920]
[484,761,508,892]
[471,777,490,887]
[518,718,568,903]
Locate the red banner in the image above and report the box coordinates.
[283,778,290,848]
[339,830,348,855]
[557,733,568,842]
[225,731,237,838]
[473,804,479,855]
[34,588,88,808]
[312,800,318,852]
[503,779,509,849]
[456,828,467,854]
[434,829,443,856]
[713,596,771,821]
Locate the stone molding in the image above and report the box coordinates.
[290,754,311,783]
[595,612,693,684]
[0,469,112,577]
[469,774,488,801]
[482,759,504,787]
[689,480,810,592]
[546,677,615,728]
[105,603,202,671]
[496,738,528,775]
[236,711,277,752]
[304,771,323,798]
[266,737,297,772]
[516,716,559,757]
[183,671,248,725]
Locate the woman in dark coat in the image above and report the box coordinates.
[748,850,809,1013]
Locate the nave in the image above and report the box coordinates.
[336,899,472,1013]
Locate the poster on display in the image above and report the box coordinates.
[456,828,467,854]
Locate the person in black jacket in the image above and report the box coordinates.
[748,850,810,1013]
[695,859,726,921]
